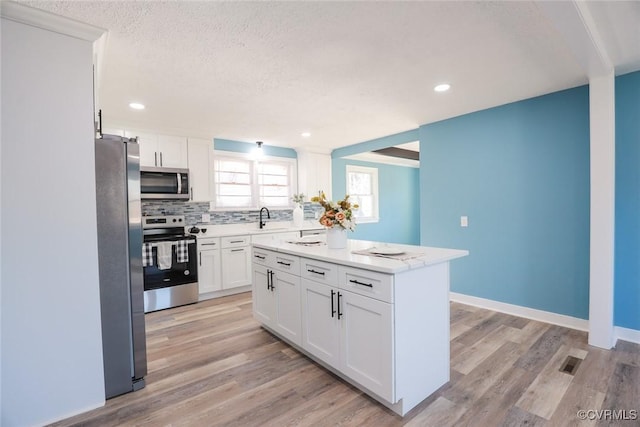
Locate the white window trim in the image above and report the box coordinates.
[346,164,379,224]
[211,150,298,211]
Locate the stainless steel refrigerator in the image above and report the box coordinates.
[95,135,147,398]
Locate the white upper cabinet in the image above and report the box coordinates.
[187,137,213,202]
[296,150,332,200]
[125,130,188,168]
[157,135,188,168]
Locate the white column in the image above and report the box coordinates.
[588,72,616,349]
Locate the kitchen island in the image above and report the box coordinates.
[251,238,468,416]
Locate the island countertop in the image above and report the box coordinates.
[251,237,468,274]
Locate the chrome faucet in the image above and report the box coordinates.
[259,206,270,229]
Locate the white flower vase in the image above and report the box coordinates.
[293,203,304,228]
[326,227,348,249]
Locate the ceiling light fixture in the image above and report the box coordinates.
[434,84,451,93]
[129,102,145,110]
[301,132,311,138]
[252,141,264,159]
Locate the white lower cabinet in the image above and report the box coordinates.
[221,235,252,289]
[253,248,395,404]
[252,253,301,345]
[198,238,222,294]
[300,278,394,402]
[221,247,251,289]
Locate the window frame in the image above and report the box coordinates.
[211,150,297,210]
[346,164,379,224]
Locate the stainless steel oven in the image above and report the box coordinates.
[142,215,198,312]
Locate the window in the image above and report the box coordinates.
[346,165,379,223]
[212,151,296,209]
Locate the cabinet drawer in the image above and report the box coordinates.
[301,257,338,285]
[252,247,273,266]
[221,235,250,248]
[197,237,220,250]
[271,253,300,275]
[339,266,394,303]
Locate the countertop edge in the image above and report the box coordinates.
[251,240,469,274]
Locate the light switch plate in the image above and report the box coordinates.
[460,216,468,227]
[202,213,211,223]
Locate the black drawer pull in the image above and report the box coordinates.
[307,269,325,276]
[229,240,244,244]
[231,248,244,252]
[277,260,291,266]
[202,243,217,246]
[254,254,266,260]
[349,279,373,288]
[331,289,336,318]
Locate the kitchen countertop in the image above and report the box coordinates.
[186,220,324,238]
[252,238,469,274]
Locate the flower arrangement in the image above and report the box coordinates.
[311,192,358,231]
[291,193,305,205]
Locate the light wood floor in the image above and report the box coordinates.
[50,292,639,426]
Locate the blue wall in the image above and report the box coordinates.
[419,86,591,319]
[614,71,640,331]
[332,158,420,245]
[214,138,297,158]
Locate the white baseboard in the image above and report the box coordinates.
[614,326,640,345]
[450,292,589,332]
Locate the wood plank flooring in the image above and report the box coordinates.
[50,292,640,426]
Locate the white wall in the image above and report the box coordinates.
[1,16,106,426]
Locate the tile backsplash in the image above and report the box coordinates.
[142,201,319,226]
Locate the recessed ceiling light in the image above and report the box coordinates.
[129,102,145,110]
[301,132,311,138]
[434,84,451,93]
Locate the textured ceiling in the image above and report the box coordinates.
[20,1,640,153]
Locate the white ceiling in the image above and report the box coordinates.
[20,1,640,154]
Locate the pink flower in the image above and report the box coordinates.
[320,215,333,227]
[335,211,346,222]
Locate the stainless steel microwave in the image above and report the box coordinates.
[140,167,190,200]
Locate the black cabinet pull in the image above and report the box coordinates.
[277,260,291,266]
[307,269,325,276]
[269,270,275,291]
[231,248,243,252]
[337,292,343,319]
[349,279,373,288]
[154,152,158,167]
[331,290,336,318]
[254,254,266,260]
[159,152,163,167]
[266,269,272,290]
[199,252,202,266]
[230,240,244,244]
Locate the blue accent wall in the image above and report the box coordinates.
[214,138,297,158]
[332,158,420,245]
[614,71,640,331]
[419,86,591,319]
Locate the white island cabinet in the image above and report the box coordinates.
[251,239,468,416]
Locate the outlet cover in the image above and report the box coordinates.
[460,216,468,227]
[202,213,211,223]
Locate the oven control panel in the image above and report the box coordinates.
[143,215,185,229]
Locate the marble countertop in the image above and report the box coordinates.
[252,238,469,274]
